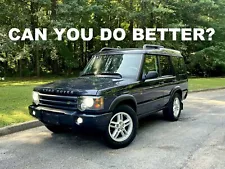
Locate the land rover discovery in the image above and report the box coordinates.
[29,44,188,148]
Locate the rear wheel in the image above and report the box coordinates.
[163,93,182,121]
[45,125,66,133]
[104,105,138,149]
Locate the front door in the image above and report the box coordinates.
[136,55,164,115]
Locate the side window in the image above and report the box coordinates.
[171,57,186,74]
[143,55,158,76]
[179,57,187,74]
[159,56,173,76]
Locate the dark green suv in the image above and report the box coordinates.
[29,44,188,148]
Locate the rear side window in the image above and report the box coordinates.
[171,57,186,74]
[158,56,173,76]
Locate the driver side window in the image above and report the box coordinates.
[143,55,158,78]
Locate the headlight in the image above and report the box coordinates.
[78,96,104,111]
[32,91,39,105]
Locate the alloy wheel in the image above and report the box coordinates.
[173,97,180,117]
[108,112,133,142]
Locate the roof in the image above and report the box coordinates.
[98,45,183,57]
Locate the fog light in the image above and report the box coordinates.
[32,111,36,116]
[76,117,83,125]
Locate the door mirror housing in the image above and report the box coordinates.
[143,71,158,81]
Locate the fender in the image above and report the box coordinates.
[168,86,183,109]
[170,86,182,99]
[109,94,137,112]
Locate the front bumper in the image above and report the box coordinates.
[29,105,112,131]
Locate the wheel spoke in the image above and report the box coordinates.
[111,121,117,124]
[111,121,117,125]
[120,130,125,136]
[110,123,116,128]
[112,129,120,139]
[122,128,128,135]
[124,119,130,127]
[120,114,123,121]
[117,114,120,122]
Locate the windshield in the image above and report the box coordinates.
[82,53,142,79]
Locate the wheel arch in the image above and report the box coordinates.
[170,86,182,100]
[169,86,183,110]
[109,94,137,112]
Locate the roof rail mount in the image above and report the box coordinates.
[99,47,120,52]
[143,44,164,50]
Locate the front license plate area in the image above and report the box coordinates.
[42,112,60,125]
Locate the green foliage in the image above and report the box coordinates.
[0,0,225,77]
[190,43,225,76]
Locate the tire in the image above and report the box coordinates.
[104,105,138,149]
[163,93,182,121]
[45,125,66,133]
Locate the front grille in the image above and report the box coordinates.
[39,93,78,111]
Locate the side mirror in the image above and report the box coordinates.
[143,71,158,81]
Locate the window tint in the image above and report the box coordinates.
[171,57,186,74]
[159,56,173,76]
[143,55,158,75]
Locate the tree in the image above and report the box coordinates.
[0,0,224,77]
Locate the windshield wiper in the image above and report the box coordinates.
[81,72,123,78]
[100,72,123,78]
[81,73,95,76]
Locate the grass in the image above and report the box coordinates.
[0,77,62,87]
[0,78,62,128]
[0,85,35,127]
[0,77,225,128]
[189,78,225,91]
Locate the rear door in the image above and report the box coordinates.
[158,55,176,106]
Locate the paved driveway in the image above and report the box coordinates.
[0,90,225,169]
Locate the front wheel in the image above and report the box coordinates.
[163,93,182,121]
[104,105,138,149]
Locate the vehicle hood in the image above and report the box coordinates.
[34,76,134,96]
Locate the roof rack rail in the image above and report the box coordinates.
[143,44,164,50]
[99,46,120,52]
